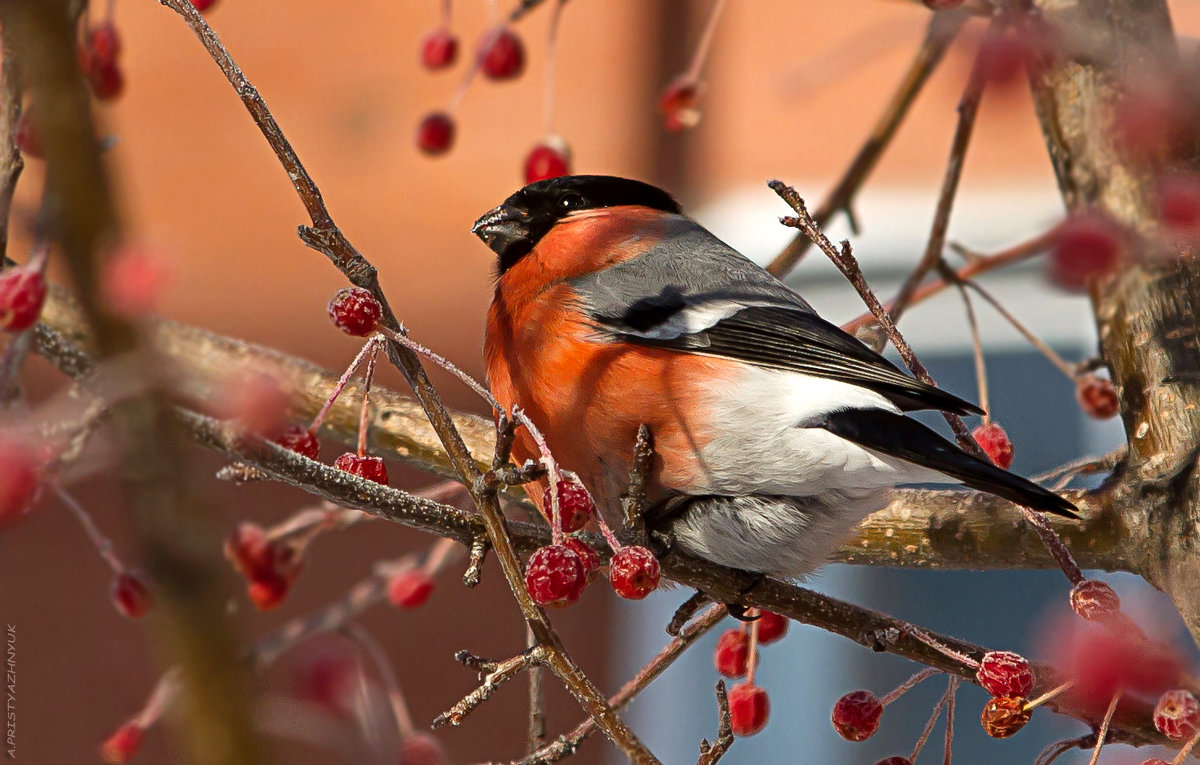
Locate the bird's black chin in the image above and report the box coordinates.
[472,205,536,273]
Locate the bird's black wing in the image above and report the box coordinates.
[601,302,984,416]
[818,408,1078,518]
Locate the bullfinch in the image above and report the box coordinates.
[473,175,1076,579]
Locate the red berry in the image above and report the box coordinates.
[275,425,320,459]
[225,522,274,580]
[87,60,125,101]
[1049,213,1122,292]
[972,422,1014,469]
[1153,689,1200,741]
[334,453,389,485]
[977,651,1035,698]
[479,27,524,80]
[874,758,914,765]
[15,110,42,158]
[420,28,458,70]
[1141,760,1173,765]
[608,545,660,600]
[86,23,122,68]
[327,286,382,336]
[387,569,435,610]
[220,370,291,438]
[100,722,143,764]
[922,0,963,8]
[713,628,749,678]
[101,245,171,317]
[1061,626,1181,712]
[0,440,40,525]
[416,112,455,156]
[189,0,217,12]
[1070,579,1120,622]
[659,77,701,131]
[1075,376,1119,419]
[1157,174,1200,238]
[755,610,788,645]
[524,139,571,184]
[831,690,883,741]
[110,572,154,619]
[524,544,587,608]
[398,732,448,765]
[728,682,769,736]
[248,575,290,611]
[0,267,47,332]
[562,536,600,580]
[980,696,1031,738]
[292,644,356,712]
[978,33,1035,88]
[541,479,594,533]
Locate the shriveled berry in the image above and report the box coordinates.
[1070,579,1120,622]
[659,77,701,131]
[524,544,586,608]
[110,572,154,619]
[421,28,458,70]
[86,23,122,68]
[714,628,749,678]
[248,574,290,611]
[542,479,594,533]
[15,111,42,158]
[387,569,435,610]
[189,0,218,12]
[980,696,1031,738]
[0,440,40,525]
[524,140,571,184]
[609,545,660,599]
[1076,376,1119,419]
[1153,689,1200,741]
[977,651,1035,698]
[334,453,389,485]
[416,112,455,156]
[874,758,914,765]
[480,27,524,80]
[327,286,382,336]
[729,682,769,736]
[0,267,47,332]
[225,522,273,580]
[1157,174,1200,238]
[100,722,144,764]
[87,61,125,101]
[973,422,1014,469]
[1049,213,1122,292]
[922,0,963,8]
[1140,759,1173,765]
[275,425,320,459]
[398,732,448,765]
[562,537,600,580]
[831,690,883,741]
[755,610,788,645]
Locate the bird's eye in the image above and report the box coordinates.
[558,193,586,211]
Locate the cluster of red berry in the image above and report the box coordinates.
[522,478,661,607]
[712,609,788,736]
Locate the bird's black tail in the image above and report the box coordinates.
[819,409,1078,518]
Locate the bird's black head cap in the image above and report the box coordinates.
[471,175,682,274]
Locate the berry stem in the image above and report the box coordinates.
[1017,505,1084,585]
[1085,688,1122,765]
[421,536,458,576]
[53,484,125,574]
[309,336,380,432]
[1023,679,1075,711]
[377,327,501,410]
[966,278,1078,379]
[541,0,566,135]
[514,408,564,544]
[909,675,957,762]
[943,676,957,765]
[745,615,760,686]
[880,666,941,706]
[356,340,380,458]
[955,282,991,423]
[133,667,181,729]
[683,0,728,82]
[345,623,416,739]
[1173,726,1200,765]
[440,0,452,26]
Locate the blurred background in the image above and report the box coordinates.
[5,0,1200,763]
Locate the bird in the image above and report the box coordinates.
[472,174,1076,580]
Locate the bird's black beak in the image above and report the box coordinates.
[471,204,530,260]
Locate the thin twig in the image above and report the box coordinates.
[955,280,990,421]
[1086,690,1122,765]
[695,681,734,765]
[435,648,543,729]
[910,676,956,762]
[767,9,969,277]
[965,278,1077,379]
[526,625,546,755]
[943,676,957,765]
[888,16,998,323]
[620,424,654,547]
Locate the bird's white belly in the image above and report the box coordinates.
[690,365,948,496]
